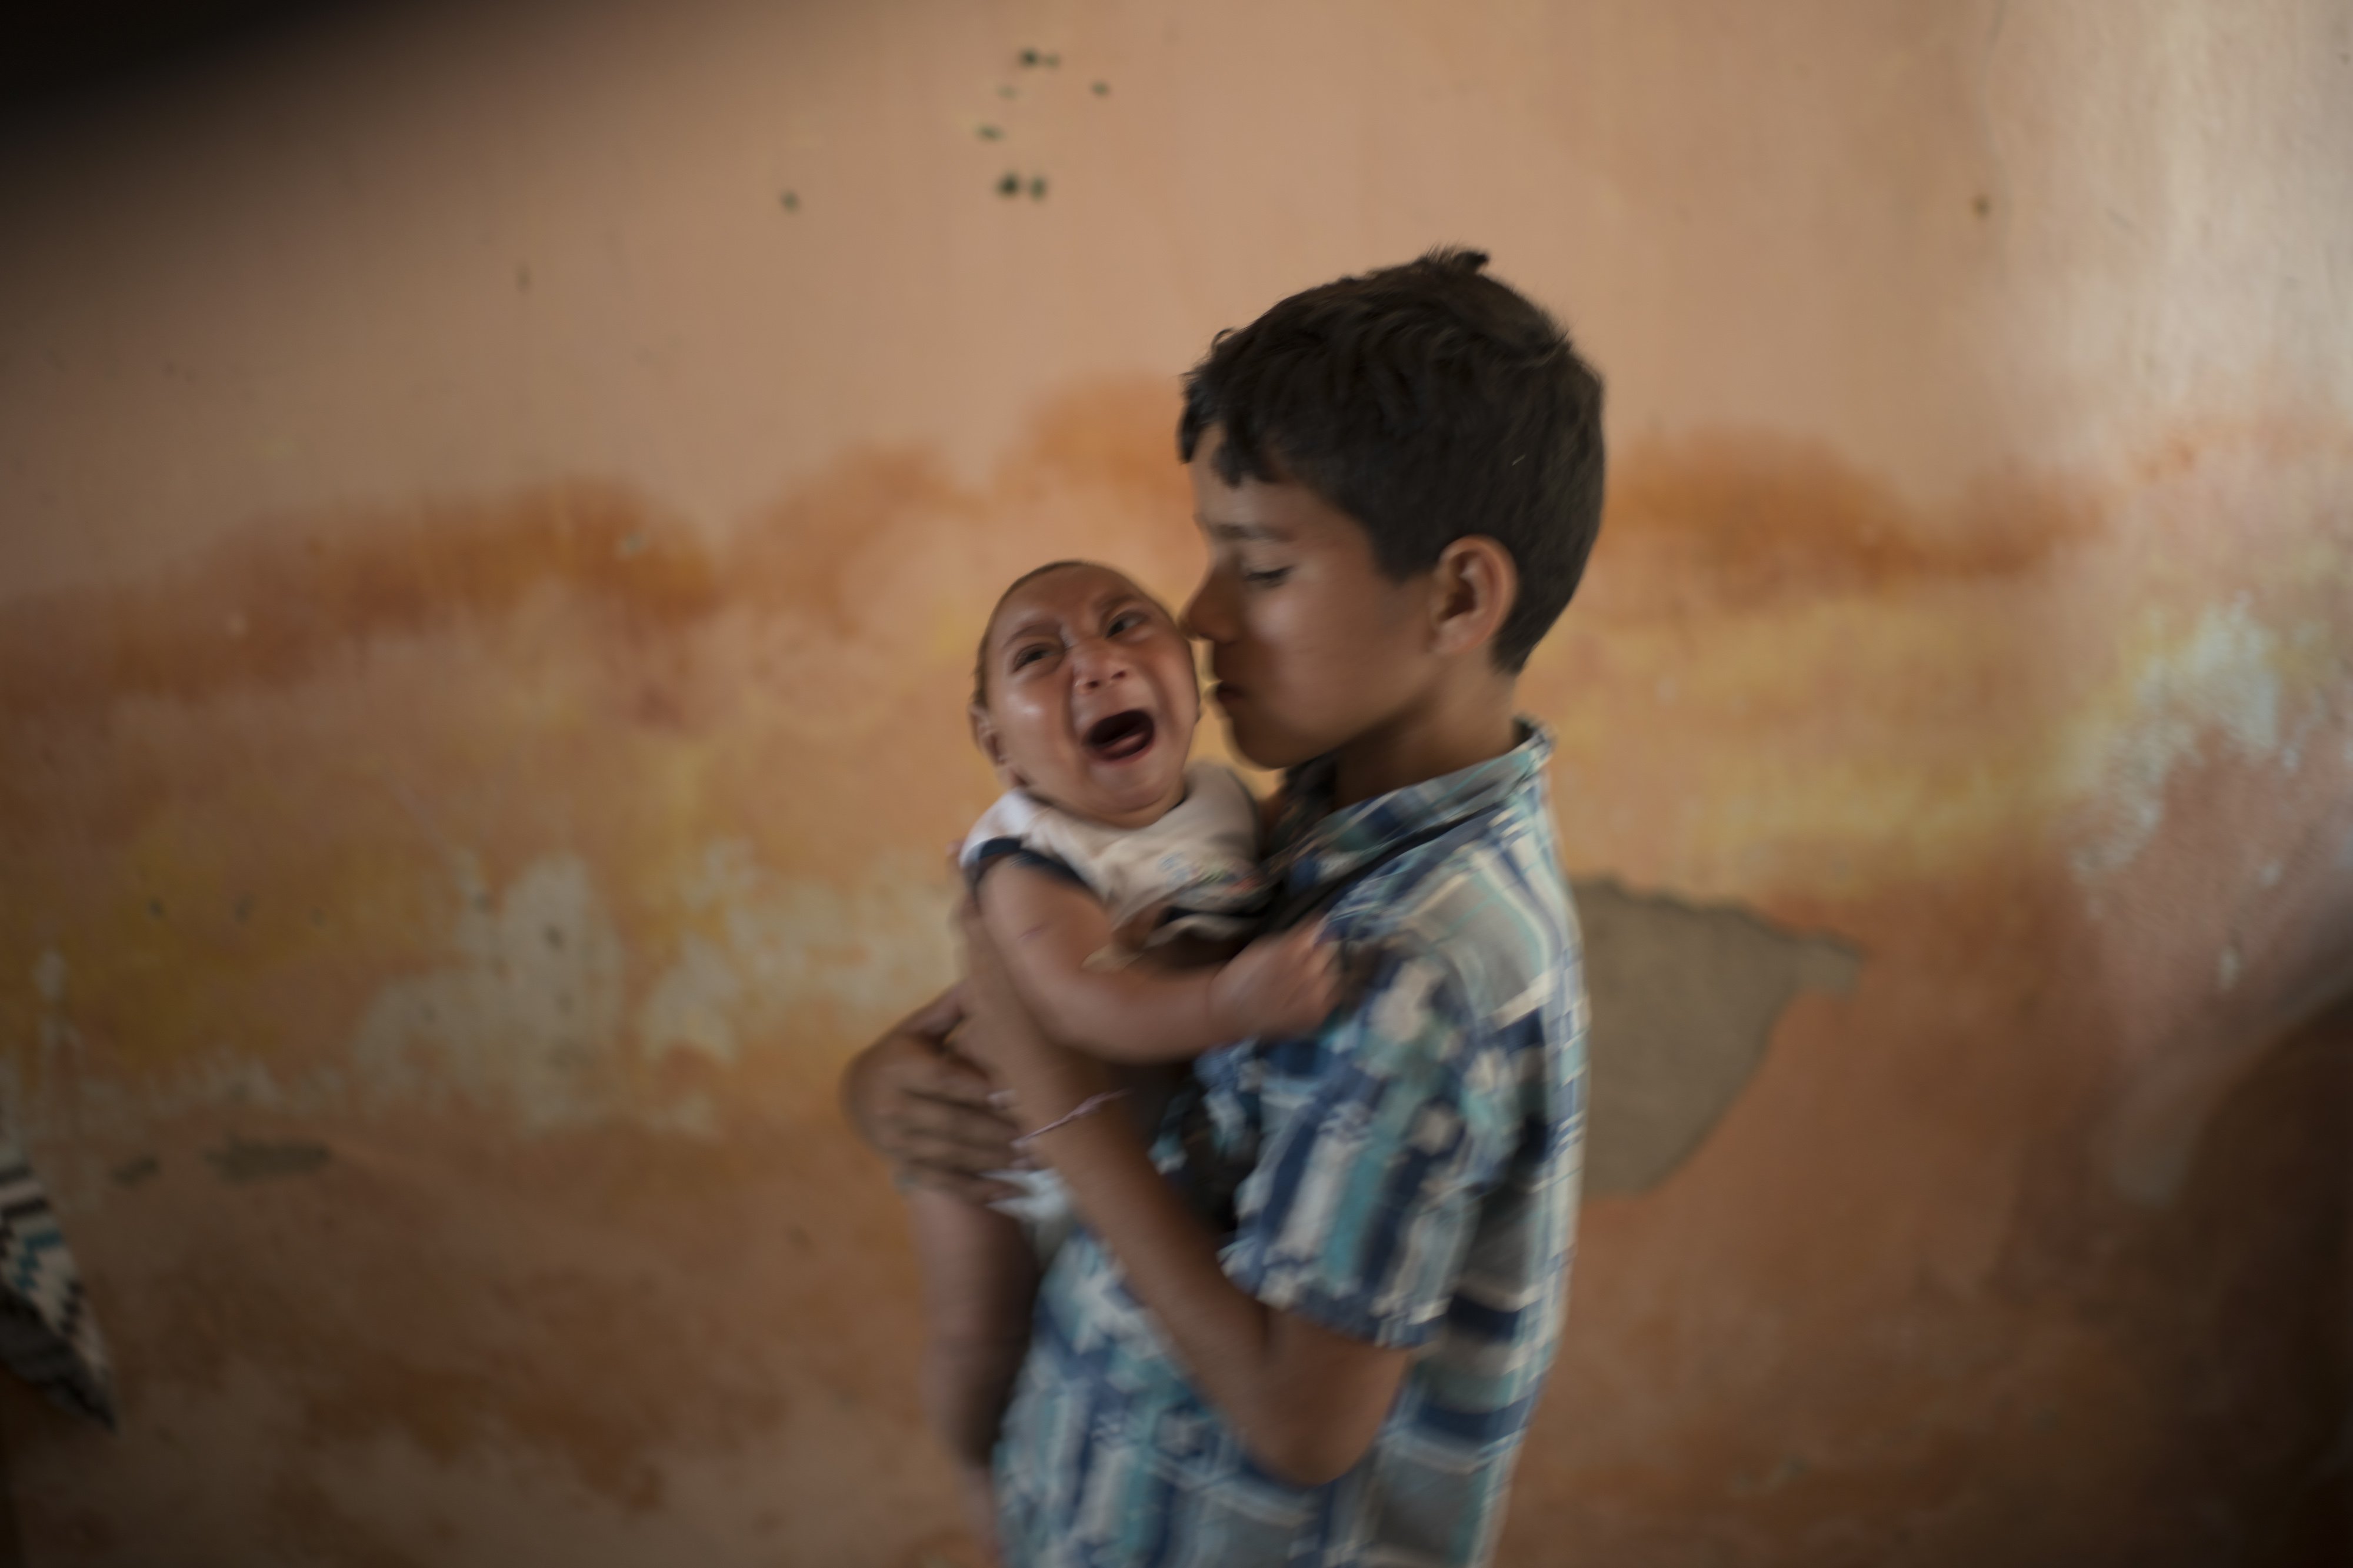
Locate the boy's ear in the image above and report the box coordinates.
[1427,536,1518,660]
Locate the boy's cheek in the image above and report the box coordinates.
[1218,697,1317,773]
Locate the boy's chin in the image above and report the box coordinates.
[1217,709,1316,774]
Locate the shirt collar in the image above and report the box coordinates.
[1267,719,1555,912]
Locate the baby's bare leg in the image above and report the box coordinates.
[907,1187,1039,1561]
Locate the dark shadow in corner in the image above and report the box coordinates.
[2,0,393,118]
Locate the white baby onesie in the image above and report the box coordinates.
[956,762,1266,1252]
[959,762,1264,943]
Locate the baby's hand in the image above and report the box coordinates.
[1209,921,1341,1042]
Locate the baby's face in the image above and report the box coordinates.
[973,564,1199,829]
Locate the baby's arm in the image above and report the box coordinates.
[975,859,1337,1063]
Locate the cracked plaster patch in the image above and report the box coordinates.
[1573,878,1863,1196]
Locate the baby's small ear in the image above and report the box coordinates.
[969,703,1019,786]
[969,703,1003,762]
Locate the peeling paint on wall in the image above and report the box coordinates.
[2069,600,2289,881]
[349,855,628,1130]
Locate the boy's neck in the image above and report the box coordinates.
[1328,676,1520,809]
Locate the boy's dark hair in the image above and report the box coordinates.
[1178,248,1605,672]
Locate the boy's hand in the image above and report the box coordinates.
[1209,921,1341,1043]
[838,983,1024,1204]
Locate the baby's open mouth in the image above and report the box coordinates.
[1083,709,1156,762]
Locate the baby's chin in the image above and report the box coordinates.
[1028,752,1192,828]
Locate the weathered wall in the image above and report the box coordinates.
[3,1,2349,1563]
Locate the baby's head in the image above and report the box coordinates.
[970,561,1200,830]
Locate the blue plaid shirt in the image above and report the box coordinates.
[995,723,1588,1566]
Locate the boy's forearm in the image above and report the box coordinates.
[1032,1110,1285,1441]
[1025,1106,1402,1486]
[961,894,1402,1483]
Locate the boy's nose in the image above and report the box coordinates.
[1179,573,1228,642]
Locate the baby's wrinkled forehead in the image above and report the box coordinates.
[989,564,1158,636]
[972,561,1171,702]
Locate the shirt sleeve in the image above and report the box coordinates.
[965,839,1089,895]
[1218,946,1518,1349]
